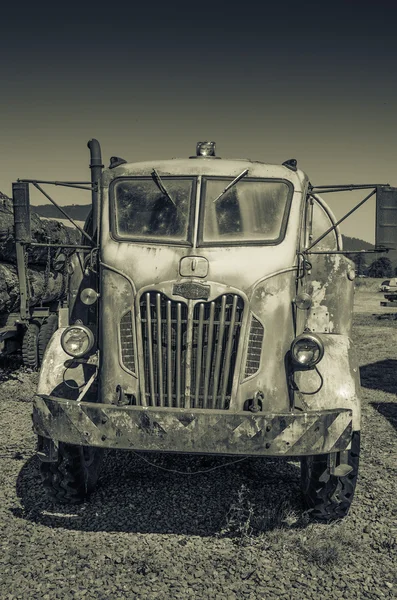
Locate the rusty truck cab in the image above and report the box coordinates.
[34,141,361,518]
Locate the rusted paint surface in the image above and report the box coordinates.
[37,328,98,401]
[33,395,352,457]
[68,251,85,321]
[99,267,138,404]
[100,232,303,293]
[101,158,309,189]
[98,159,304,412]
[239,270,297,412]
[100,159,305,292]
[303,251,355,336]
[294,333,361,430]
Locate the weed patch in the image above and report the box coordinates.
[297,523,360,569]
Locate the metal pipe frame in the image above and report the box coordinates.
[307,249,388,255]
[305,189,377,252]
[31,182,94,245]
[310,183,389,193]
[28,242,93,249]
[17,179,93,191]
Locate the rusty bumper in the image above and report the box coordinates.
[33,395,353,456]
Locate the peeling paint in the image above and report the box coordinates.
[33,396,353,456]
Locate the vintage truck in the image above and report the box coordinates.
[16,140,395,521]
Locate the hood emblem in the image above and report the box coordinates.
[173,282,210,300]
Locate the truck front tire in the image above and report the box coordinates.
[300,431,360,521]
[39,440,103,504]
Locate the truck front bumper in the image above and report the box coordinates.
[33,395,353,456]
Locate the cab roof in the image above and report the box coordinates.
[102,157,309,191]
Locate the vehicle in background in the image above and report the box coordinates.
[379,280,390,292]
[380,277,397,307]
[379,278,397,293]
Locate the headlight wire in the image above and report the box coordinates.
[291,366,324,396]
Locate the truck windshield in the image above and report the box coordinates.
[112,177,195,243]
[201,178,292,244]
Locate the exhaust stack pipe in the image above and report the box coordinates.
[12,182,31,319]
[87,139,103,241]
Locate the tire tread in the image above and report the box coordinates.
[301,431,360,522]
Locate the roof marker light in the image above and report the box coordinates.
[190,141,221,159]
[197,141,216,156]
[282,158,298,171]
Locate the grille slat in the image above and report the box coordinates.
[211,295,227,409]
[140,292,244,409]
[145,293,156,404]
[176,302,182,408]
[220,294,238,406]
[194,303,205,408]
[156,293,164,407]
[203,302,215,408]
[166,300,172,406]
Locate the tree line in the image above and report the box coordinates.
[345,253,397,278]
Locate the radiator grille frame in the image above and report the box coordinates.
[139,291,244,409]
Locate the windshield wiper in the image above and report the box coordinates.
[152,169,176,206]
[212,169,249,203]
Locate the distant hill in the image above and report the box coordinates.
[32,204,91,221]
[341,235,373,252]
[32,204,375,251]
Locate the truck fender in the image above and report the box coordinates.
[293,333,361,431]
[37,328,97,399]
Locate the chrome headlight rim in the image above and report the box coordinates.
[291,333,324,368]
[60,325,95,358]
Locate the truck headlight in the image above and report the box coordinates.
[291,333,324,368]
[61,325,94,358]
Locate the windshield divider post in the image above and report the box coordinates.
[193,175,202,248]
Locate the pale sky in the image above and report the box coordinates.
[1,2,396,244]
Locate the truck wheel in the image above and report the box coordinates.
[300,431,360,522]
[22,321,40,369]
[39,441,103,504]
[38,314,58,363]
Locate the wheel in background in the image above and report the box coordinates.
[38,314,58,364]
[22,321,40,369]
[301,431,360,522]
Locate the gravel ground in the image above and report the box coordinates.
[0,287,396,600]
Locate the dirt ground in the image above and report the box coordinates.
[0,280,396,599]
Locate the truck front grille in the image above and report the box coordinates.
[140,292,244,409]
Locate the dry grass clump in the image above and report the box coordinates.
[218,483,360,574]
[218,483,307,546]
[297,522,359,569]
